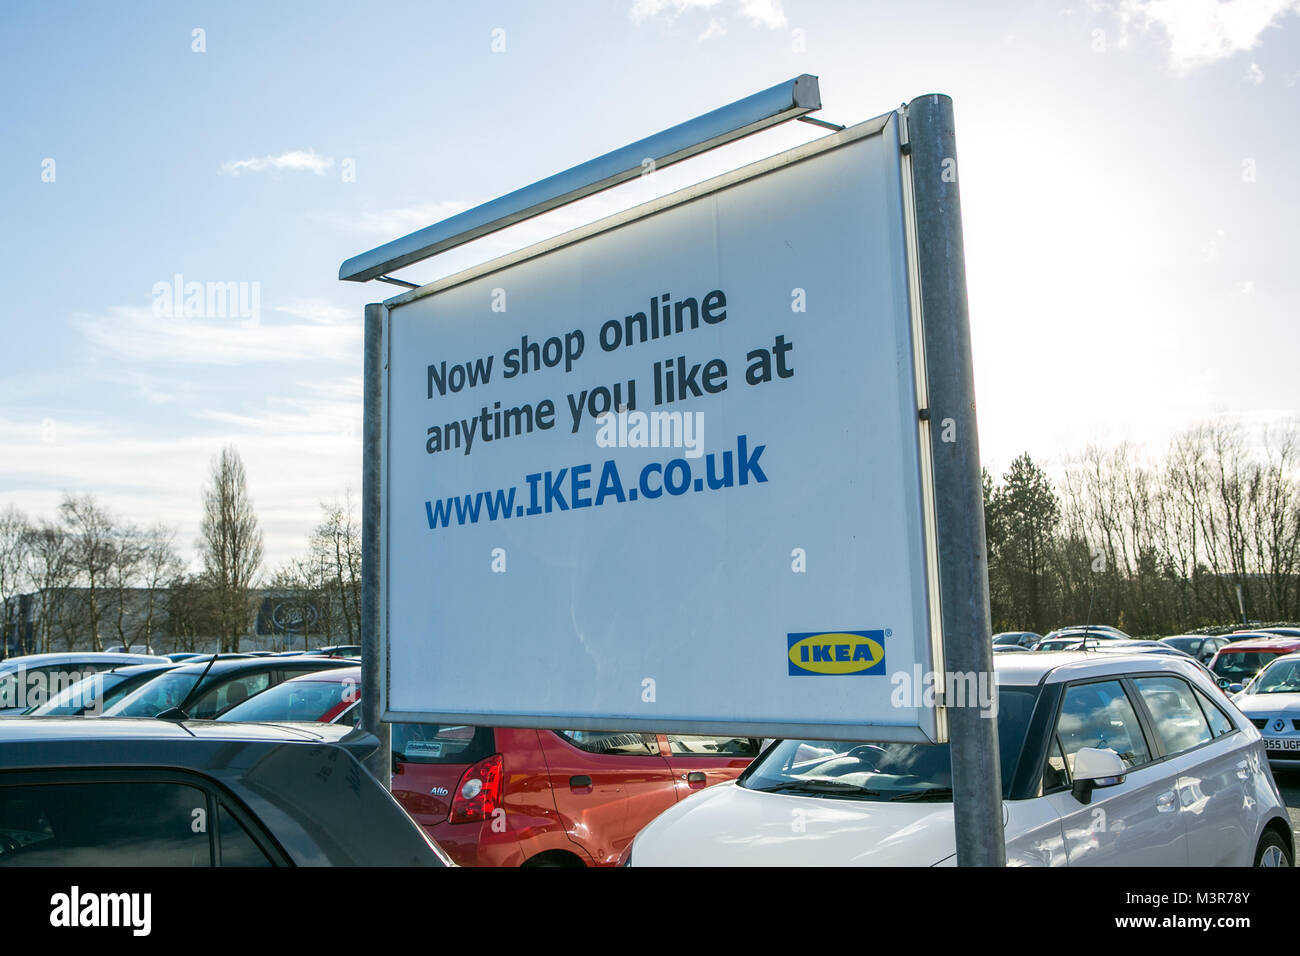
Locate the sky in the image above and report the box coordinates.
[1,0,1298,571]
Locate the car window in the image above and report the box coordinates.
[1055,680,1151,771]
[1250,658,1300,695]
[1213,651,1281,681]
[557,731,659,756]
[338,700,361,727]
[190,672,272,718]
[27,673,121,716]
[217,804,273,867]
[392,724,495,765]
[0,781,210,866]
[1191,685,1235,738]
[1042,737,1069,793]
[739,688,1040,801]
[219,677,352,723]
[1133,677,1213,756]
[664,735,760,757]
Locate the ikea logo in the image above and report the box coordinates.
[787,630,886,676]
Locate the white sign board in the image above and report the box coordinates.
[381,112,945,741]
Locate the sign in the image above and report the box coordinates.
[380,111,945,741]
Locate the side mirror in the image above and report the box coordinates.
[1070,747,1127,805]
[1229,683,1244,694]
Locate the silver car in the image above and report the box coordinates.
[1233,652,1300,768]
[625,652,1292,866]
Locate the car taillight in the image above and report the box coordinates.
[449,753,503,824]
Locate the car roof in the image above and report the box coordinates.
[0,652,159,671]
[1216,635,1300,651]
[994,650,1203,686]
[99,662,179,677]
[278,665,361,684]
[165,656,354,676]
[0,716,354,748]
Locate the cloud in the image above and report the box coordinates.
[630,0,786,35]
[1245,60,1266,81]
[272,298,356,326]
[698,17,728,41]
[735,0,787,29]
[630,0,720,25]
[1111,0,1300,70]
[219,149,335,176]
[72,305,360,366]
[340,199,470,237]
[0,410,361,571]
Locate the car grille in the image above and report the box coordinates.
[1249,717,1300,732]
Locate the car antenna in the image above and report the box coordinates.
[156,647,221,722]
[1080,563,1099,654]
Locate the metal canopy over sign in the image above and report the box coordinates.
[372,107,950,743]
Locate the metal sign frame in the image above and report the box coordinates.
[351,86,1004,865]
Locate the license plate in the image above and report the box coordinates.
[1264,738,1300,751]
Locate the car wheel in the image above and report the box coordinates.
[1254,831,1292,867]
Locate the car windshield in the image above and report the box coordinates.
[1249,658,1300,694]
[0,671,20,707]
[26,672,128,715]
[738,686,1038,801]
[1213,651,1282,681]
[103,671,204,717]
[219,677,352,722]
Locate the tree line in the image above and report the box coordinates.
[985,419,1300,637]
[0,445,361,657]
[6,420,1296,653]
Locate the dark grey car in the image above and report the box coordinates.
[0,719,451,866]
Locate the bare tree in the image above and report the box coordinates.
[22,521,73,653]
[105,523,145,651]
[312,491,361,644]
[0,506,30,658]
[138,524,184,652]
[198,446,263,652]
[164,572,218,654]
[268,560,326,651]
[59,493,117,651]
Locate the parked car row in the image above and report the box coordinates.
[1,645,1295,867]
[0,652,759,867]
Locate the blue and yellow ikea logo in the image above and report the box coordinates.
[787,630,886,676]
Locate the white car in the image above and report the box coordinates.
[1232,652,1300,768]
[624,652,1293,866]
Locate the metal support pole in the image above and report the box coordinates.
[907,94,1005,866]
[361,302,391,787]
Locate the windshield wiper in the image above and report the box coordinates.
[889,787,954,802]
[751,777,882,797]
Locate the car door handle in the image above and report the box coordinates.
[681,771,707,788]
[569,775,592,791]
[1236,761,1250,780]
[1155,790,1178,813]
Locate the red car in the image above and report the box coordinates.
[1210,634,1300,688]
[218,667,761,866]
